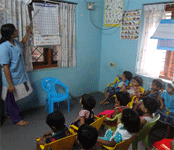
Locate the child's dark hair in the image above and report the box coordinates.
[142,97,159,114]
[0,24,15,44]
[168,82,174,91]
[46,110,65,130]
[121,108,140,133]
[133,76,143,87]
[81,94,96,111]
[116,92,131,106]
[77,124,98,149]
[152,79,163,89]
[123,71,133,81]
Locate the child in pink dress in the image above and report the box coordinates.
[71,94,96,127]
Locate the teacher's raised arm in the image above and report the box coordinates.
[21,26,31,45]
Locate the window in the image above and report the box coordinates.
[31,46,59,69]
[30,2,76,69]
[159,5,174,80]
[136,4,174,81]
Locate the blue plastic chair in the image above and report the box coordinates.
[41,77,70,114]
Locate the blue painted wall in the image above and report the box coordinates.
[8,0,174,111]
[99,0,174,93]
[17,0,104,110]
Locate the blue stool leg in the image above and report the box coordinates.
[48,100,50,113]
[46,98,48,111]
[67,97,70,113]
[49,101,54,114]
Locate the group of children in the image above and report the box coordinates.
[37,94,97,150]
[37,71,174,150]
[98,71,174,149]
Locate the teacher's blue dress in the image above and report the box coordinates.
[0,39,33,124]
[0,39,33,101]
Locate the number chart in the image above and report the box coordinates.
[33,2,60,46]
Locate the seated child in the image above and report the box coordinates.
[36,110,70,146]
[121,76,144,110]
[97,108,140,147]
[72,94,96,127]
[77,124,98,150]
[122,76,144,99]
[141,79,163,99]
[134,97,159,128]
[133,79,163,115]
[100,71,132,105]
[156,81,174,138]
[98,92,131,120]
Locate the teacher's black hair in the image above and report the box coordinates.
[0,24,15,44]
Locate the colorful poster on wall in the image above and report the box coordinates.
[121,9,141,40]
[104,0,124,27]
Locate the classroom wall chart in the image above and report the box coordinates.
[120,9,141,40]
[33,3,59,35]
[104,0,124,27]
[33,22,60,46]
[151,19,174,40]
[33,2,60,46]
[151,19,174,51]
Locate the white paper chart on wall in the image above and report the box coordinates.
[33,2,59,35]
[33,2,60,46]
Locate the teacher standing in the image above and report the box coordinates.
[0,24,33,126]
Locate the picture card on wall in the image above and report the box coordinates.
[120,9,141,40]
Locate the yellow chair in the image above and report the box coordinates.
[36,128,77,150]
[127,86,145,108]
[107,78,131,88]
[100,134,137,150]
[107,78,120,87]
[103,113,122,131]
[70,115,107,132]
[108,78,131,104]
[91,115,107,131]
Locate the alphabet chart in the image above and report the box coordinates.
[104,0,124,27]
[33,2,59,35]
